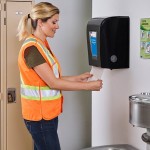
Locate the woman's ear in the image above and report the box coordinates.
[37,19,43,27]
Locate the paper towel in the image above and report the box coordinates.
[87,66,104,81]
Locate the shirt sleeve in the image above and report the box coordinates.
[24,46,46,68]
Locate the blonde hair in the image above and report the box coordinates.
[17,2,59,41]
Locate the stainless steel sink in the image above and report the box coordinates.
[81,144,138,150]
[129,92,150,150]
[129,93,150,128]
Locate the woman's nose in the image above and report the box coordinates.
[56,23,59,29]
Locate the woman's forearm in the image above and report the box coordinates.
[49,78,86,91]
[61,72,92,82]
[61,76,78,82]
[48,77,99,91]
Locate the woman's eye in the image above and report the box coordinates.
[52,22,56,24]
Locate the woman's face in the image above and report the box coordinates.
[40,14,59,38]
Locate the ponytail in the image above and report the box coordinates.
[17,14,31,41]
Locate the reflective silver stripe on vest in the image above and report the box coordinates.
[21,84,61,101]
[53,63,59,78]
[41,88,61,100]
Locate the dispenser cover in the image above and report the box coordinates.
[87,16,130,69]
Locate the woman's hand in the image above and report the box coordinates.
[76,72,93,82]
[88,80,103,91]
[61,72,92,82]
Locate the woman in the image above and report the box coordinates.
[17,2,102,150]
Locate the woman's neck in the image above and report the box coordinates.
[33,29,46,42]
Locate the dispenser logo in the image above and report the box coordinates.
[89,31,98,59]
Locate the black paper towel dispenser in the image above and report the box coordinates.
[87,16,130,69]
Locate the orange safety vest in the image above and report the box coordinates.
[18,34,63,121]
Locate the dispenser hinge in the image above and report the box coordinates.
[4,3,6,11]
[0,3,2,11]
[4,18,6,25]
[0,93,2,101]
